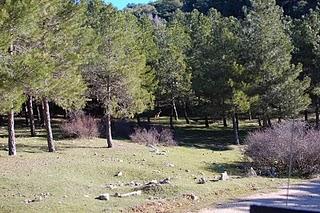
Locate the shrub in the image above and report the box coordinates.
[245,121,320,177]
[130,127,177,147]
[61,112,98,139]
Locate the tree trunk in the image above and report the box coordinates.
[183,102,190,124]
[8,110,16,156]
[235,113,240,134]
[205,115,209,128]
[172,99,179,121]
[170,113,174,129]
[24,104,29,127]
[147,116,151,123]
[223,115,228,127]
[136,114,141,126]
[268,117,272,127]
[262,116,268,128]
[106,76,113,148]
[27,96,36,137]
[232,112,240,145]
[43,97,55,152]
[36,104,42,127]
[248,109,252,120]
[258,117,262,127]
[106,112,113,148]
[304,110,308,122]
[316,99,319,129]
[278,117,282,123]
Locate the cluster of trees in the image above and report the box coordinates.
[1,0,320,155]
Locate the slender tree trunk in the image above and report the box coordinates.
[36,104,42,127]
[27,96,36,137]
[235,113,240,134]
[170,109,174,129]
[267,116,272,127]
[278,117,282,123]
[147,116,151,123]
[106,112,113,148]
[223,115,228,127]
[304,110,308,122]
[0,115,3,126]
[316,99,319,129]
[172,99,179,121]
[258,117,262,127]
[43,97,55,152]
[262,116,268,128]
[106,76,113,148]
[232,112,240,145]
[205,115,209,128]
[183,101,190,124]
[8,110,16,156]
[136,114,141,126]
[24,104,29,126]
[248,109,252,120]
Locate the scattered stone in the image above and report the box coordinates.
[183,193,199,201]
[63,195,68,198]
[197,177,207,184]
[185,169,190,173]
[106,184,117,190]
[115,172,123,177]
[84,195,90,198]
[220,171,229,181]
[147,180,158,185]
[96,193,110,201]
[114,190,142,198]
[133,153,137,156]
[247,167,257,177]
[166,163,175,168]
[94,152,98,156]
[159,178,171,184]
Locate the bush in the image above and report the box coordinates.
[245,121,320,177]
[61,112,98,139]
[130,127,177,147]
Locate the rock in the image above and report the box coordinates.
[247,167,257,177]
[94,152,98,156]
[96,193,110,201]
[147,180,158,185]
[166,163,175,168]
[197,177,207,184]
[220,171,229,181]
[115,190,142,198]
[115,171,123,177]
[183,193,199,201]
[185,169,190,172]
[159,178,171,184]
[106,184,117,190]
[63,195,68,198]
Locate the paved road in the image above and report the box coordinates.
[199,180,320,213]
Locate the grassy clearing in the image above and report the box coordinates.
[0,118,296,212]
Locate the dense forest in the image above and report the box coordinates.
[1,0,320,156]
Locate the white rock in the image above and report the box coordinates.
[96,193,110,201]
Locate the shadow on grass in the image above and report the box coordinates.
[205,162,250,176]
[174,125,250,151]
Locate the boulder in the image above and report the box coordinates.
[247,167,257,177]
[220,171,229,181]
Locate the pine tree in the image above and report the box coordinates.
[240,0,310,125]
[0,0,38,155]
[84,1,154,148]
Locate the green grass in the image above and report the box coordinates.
[0,118,296,212]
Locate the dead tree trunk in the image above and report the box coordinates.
[8,110,16,156]
[27,96,36,137]
[232,112,240,145]
[43,97,55,152]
